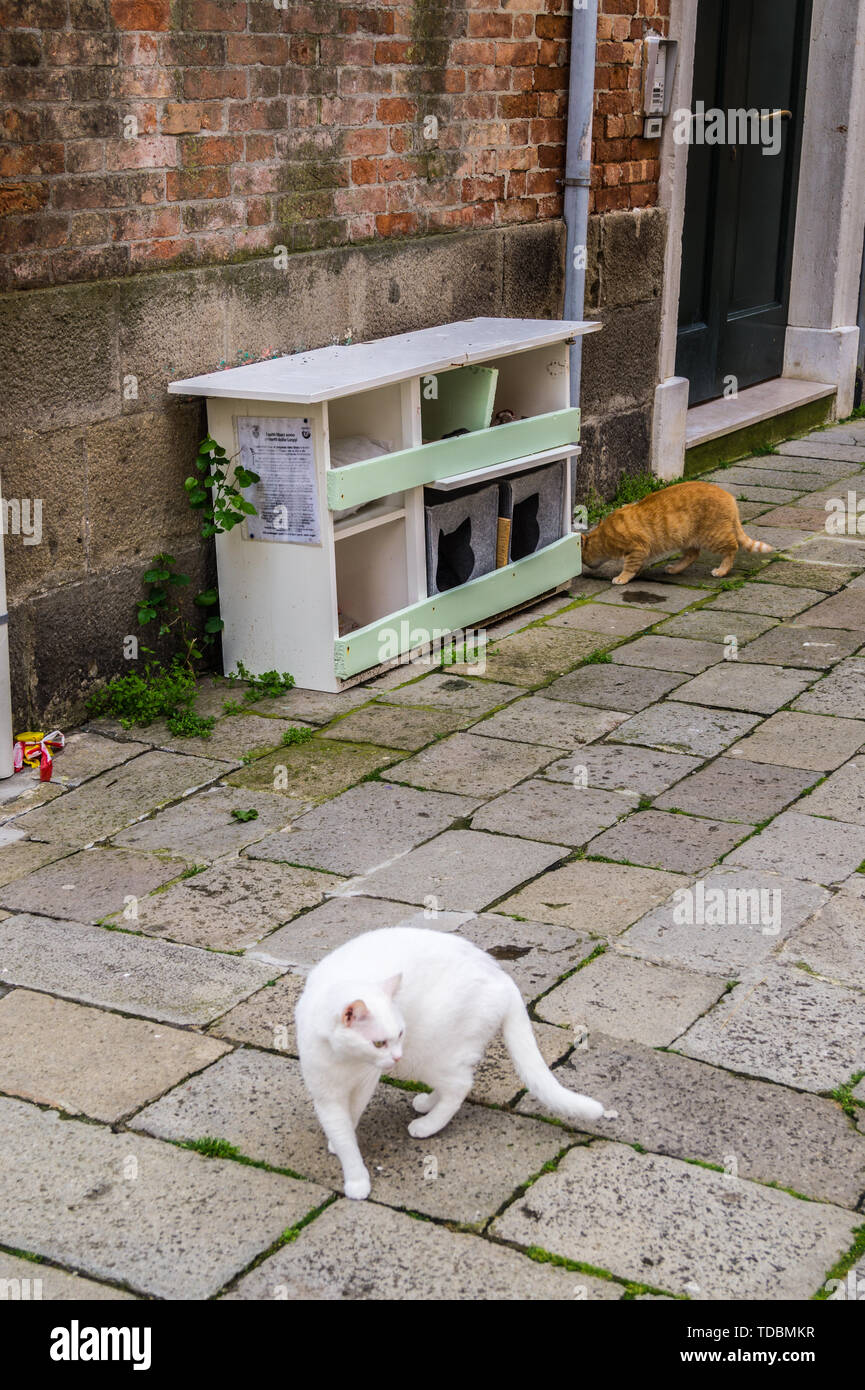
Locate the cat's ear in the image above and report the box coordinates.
[341,999,369,1027]
[380,973,402,999]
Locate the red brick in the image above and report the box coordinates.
[0,213,65,254]
[246,196,270,226]
[340,7,395,35]
[245,134,275,161]
[166,166,230,200]
[110,205,181,239]
[128,237,194,268]
[496,196,537,224]
[0,144,64,177]
[183,68,246,100]
[227,101,288,132]
[67,211,110,246]
[226,35,289,65]
[495,41,537,66]
[375,41,413,63]
[180,134,243,165]
[468,12,512,37]
[110,0,171,29]
[536,15,569,38]
[351,157,378,184]
[182,199,243,231]
[343,127,388,157]
[376,97,416,123]
[162,103,205,135]
[375,211,417,236]
[181,0,246,29]
[46,32,120,65]
[104,136,176,171]
[65,141,105,173]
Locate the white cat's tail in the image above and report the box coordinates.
[501,980,604,1124]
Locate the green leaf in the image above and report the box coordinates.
[195,588,219,606]
[143,568,170,582]
[204,616,225,634]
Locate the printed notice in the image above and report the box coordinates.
[237,416,320,544]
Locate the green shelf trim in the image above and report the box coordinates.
[334,533,581,679]
[327,408,581,511]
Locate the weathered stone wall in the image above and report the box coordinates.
[1,219,564,728]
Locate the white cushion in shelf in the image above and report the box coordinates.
[330,435,393,520]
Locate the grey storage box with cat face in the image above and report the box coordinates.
[424,482,500,595]
[499,461,567,563]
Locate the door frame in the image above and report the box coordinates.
[651,0,865,478]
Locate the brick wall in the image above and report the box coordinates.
[592,0,669,213]
[1,0,667,291]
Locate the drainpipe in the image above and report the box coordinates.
[856,231,865,409]
[0,521,12,779]
[563,0,599,519]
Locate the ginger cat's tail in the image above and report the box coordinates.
[501,979,604,1123]
[735,519,774,555]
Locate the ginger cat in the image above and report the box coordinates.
[581,480,773,585]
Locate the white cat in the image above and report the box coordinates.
[295,926,606,1200]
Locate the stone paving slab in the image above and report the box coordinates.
[318,702,466,750]
[0,1096,325,1300]
[758,446,864,477]
[778,437,865,463]
[0,774,63,821]
[451,628,603,687]
[353,829,568,912]
[244,782,476,877]
[752,560,855,591]
[737,500,773,519]
[708,583,829,617]
[797,759,865,824]
[671,661,817,715]
[111,784,303,862]
[0,846,185,922]
[792,588,865,630]
[607,701,761,757]
[471,779,633,847]
[654,757,819,823]
[608,635,725,674]
[740,624,862,668]
[545,602,659,636]
[497,860,685,936]
[209,972,305,1055]
[747,525,821,550]
[47,732,152,788]
[471,695,628,748]
[779,892,865,989]
[726,809,865,884]
[385,731,555,797]
[618,868,829,977]
[586,809,752,874]
[591,580,706,613]
[677,965,865,1092]
[543,663,687,712]
[781,536,865,568]
[710,481,802,504]
[135,712,309,764]
[377,672,521,715]
[543,743,702,795]
[124,858,341,952]
[0,839,76,887]
[491,1141,859,1300]
[246,895,430,969]
[225,739,402,803]
[703,465,816,490]
[249,685,374,723]
[131,1049,566,1226]
[0,988,229,1123]
[14,751,228,845]
[656,609,777,643]
[726,710,865,771]
[224,1197,618,1301]
[536,952,725,1046]
[754,505,829,530]
[0,1251,137,1301]
[456,915,599,997]
[0,913,281,1025]
[792,658,865,717]
[515,1032,865,1209]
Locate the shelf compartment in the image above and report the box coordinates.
[333,497,406,539]
[426,443,579,492]
[333,532,581,679]
[326,407,580,512]
[420,363,498,440]
[335,516,409,634]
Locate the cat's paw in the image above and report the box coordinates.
[412,1091,435,1114]
[408,1115,442,1139]
[611,574,629,585]
[344,1172,371,1201]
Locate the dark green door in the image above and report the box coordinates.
[676,0,811,405]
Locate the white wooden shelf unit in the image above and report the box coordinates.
[168,316,601,691]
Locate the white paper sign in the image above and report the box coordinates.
[237,416,320,544]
